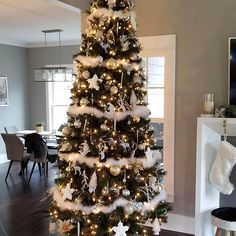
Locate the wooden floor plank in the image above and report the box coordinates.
[0,161,193,236]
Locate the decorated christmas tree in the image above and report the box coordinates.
[49,0,171,235]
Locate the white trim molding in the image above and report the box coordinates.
[139,35,176,203]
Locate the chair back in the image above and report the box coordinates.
[25,133,48,163]
[4,126,19,134]
[1,133,24,161]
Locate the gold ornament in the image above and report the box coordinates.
[138,143,145,150]
[100,123,109,131]
[102,187,109,196]
[133,74,142,84]
[62,126,72,136]
[133,116,140,122]
[106,58,117,69]
[109,165,121,176]
[110,86,118,94]
[80,98,89,106]
[82,70,90,79]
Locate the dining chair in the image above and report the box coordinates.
[25,133,50,185]
[1,133,30,181]
[4,125,19,134]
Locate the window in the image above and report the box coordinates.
[46,65,73,131]
[140,35,176,202]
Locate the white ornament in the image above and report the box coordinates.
[74,166,82,175]
[146,147,154,162]
[74,119,82,128]
[152,218,161,235]
[77,221,80,236]
[105,103,115,117]
[121,142,130,152]
[89,171,98,193]
[87,74,102,90]
[79,142,90,157]
[81,170,89,192]
[107,0,116,9]
[124,203,134,215]
[112,221,129,236]
[130,90,139,106]
[98,142,107,160]
[62,183,75,201]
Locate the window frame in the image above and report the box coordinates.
[139,35,176,202]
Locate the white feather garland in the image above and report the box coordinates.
[67,105,150,121]
[59,149,161,168]
[87,8,137,31]
[75,55,103,67]
[52,188,166,215]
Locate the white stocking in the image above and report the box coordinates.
[209,141,236,195]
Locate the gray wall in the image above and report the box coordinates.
[0,44,29,153]
[27,45,79,129]
[134,0,236,217]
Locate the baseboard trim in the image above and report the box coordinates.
[161,213,195,235]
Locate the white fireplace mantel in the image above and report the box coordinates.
[195,117,236,236]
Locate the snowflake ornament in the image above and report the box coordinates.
[87,74,102,90]
[112,221,129,236]
[62,183,75,201]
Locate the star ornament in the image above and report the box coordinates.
[87,74,102,90]
[62,183,75,201]
[112,221,129,236]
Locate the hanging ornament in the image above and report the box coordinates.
[152,218,161,235]
[62,183,75,201]
[117,97,126,111]
[122,189,130,197]
[130,90,139,107]
[133,74,142,84]
[105,103,115,118]
[74,119,82,128]
[107,30,116,44]
[107,0,116,9]
[132,116,140,122]
[120,35,129,52]
[62,126,72,136]
[124,203,134,215]
[138,143,145,150]
[98,142,107,161]
[112,221,129,236]
[110,165,121,176]
[100,123,109,131]
[102,186,110,196]
[80,98,89,106]
[111,85,119,94]
[81,170,89,192]
[89,171,97,193]
[58,220,74,235]
[82,70,90,79]
[121,142,130,152]
[106,58,117,69]
[123,170,127,183]
[74,166,82,175]
[79,142,90,157]
[87,74,102,91]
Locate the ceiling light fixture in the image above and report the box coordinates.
[34,29,74,82]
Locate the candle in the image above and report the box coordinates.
[203,93,214,114]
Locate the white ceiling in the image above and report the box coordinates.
[0,0,82,48]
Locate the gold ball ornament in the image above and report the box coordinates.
[124,203,134,215]
[106,58,117,69]
[62,126,72,136]
[82,70,90,79]
[102,187,110,196]
[110,86,118,94]
[109,165,121,176]
[80,98,89,106]
[133,116,140,122]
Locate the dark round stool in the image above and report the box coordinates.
[211,208,236,236]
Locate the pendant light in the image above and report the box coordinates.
[34,29,74,82]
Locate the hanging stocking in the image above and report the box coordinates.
[209,141,236,195]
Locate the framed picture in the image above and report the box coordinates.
[0,77,9,106]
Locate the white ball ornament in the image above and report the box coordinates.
[110,165,121,176]
[122,189,130,197]
[110,86,118,94]
[124,203,134,215]
[82,70,90,79]
[62,126,72,136]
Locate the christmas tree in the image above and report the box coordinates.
[49,0,171,235]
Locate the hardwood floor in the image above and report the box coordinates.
[0,161,193,236]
